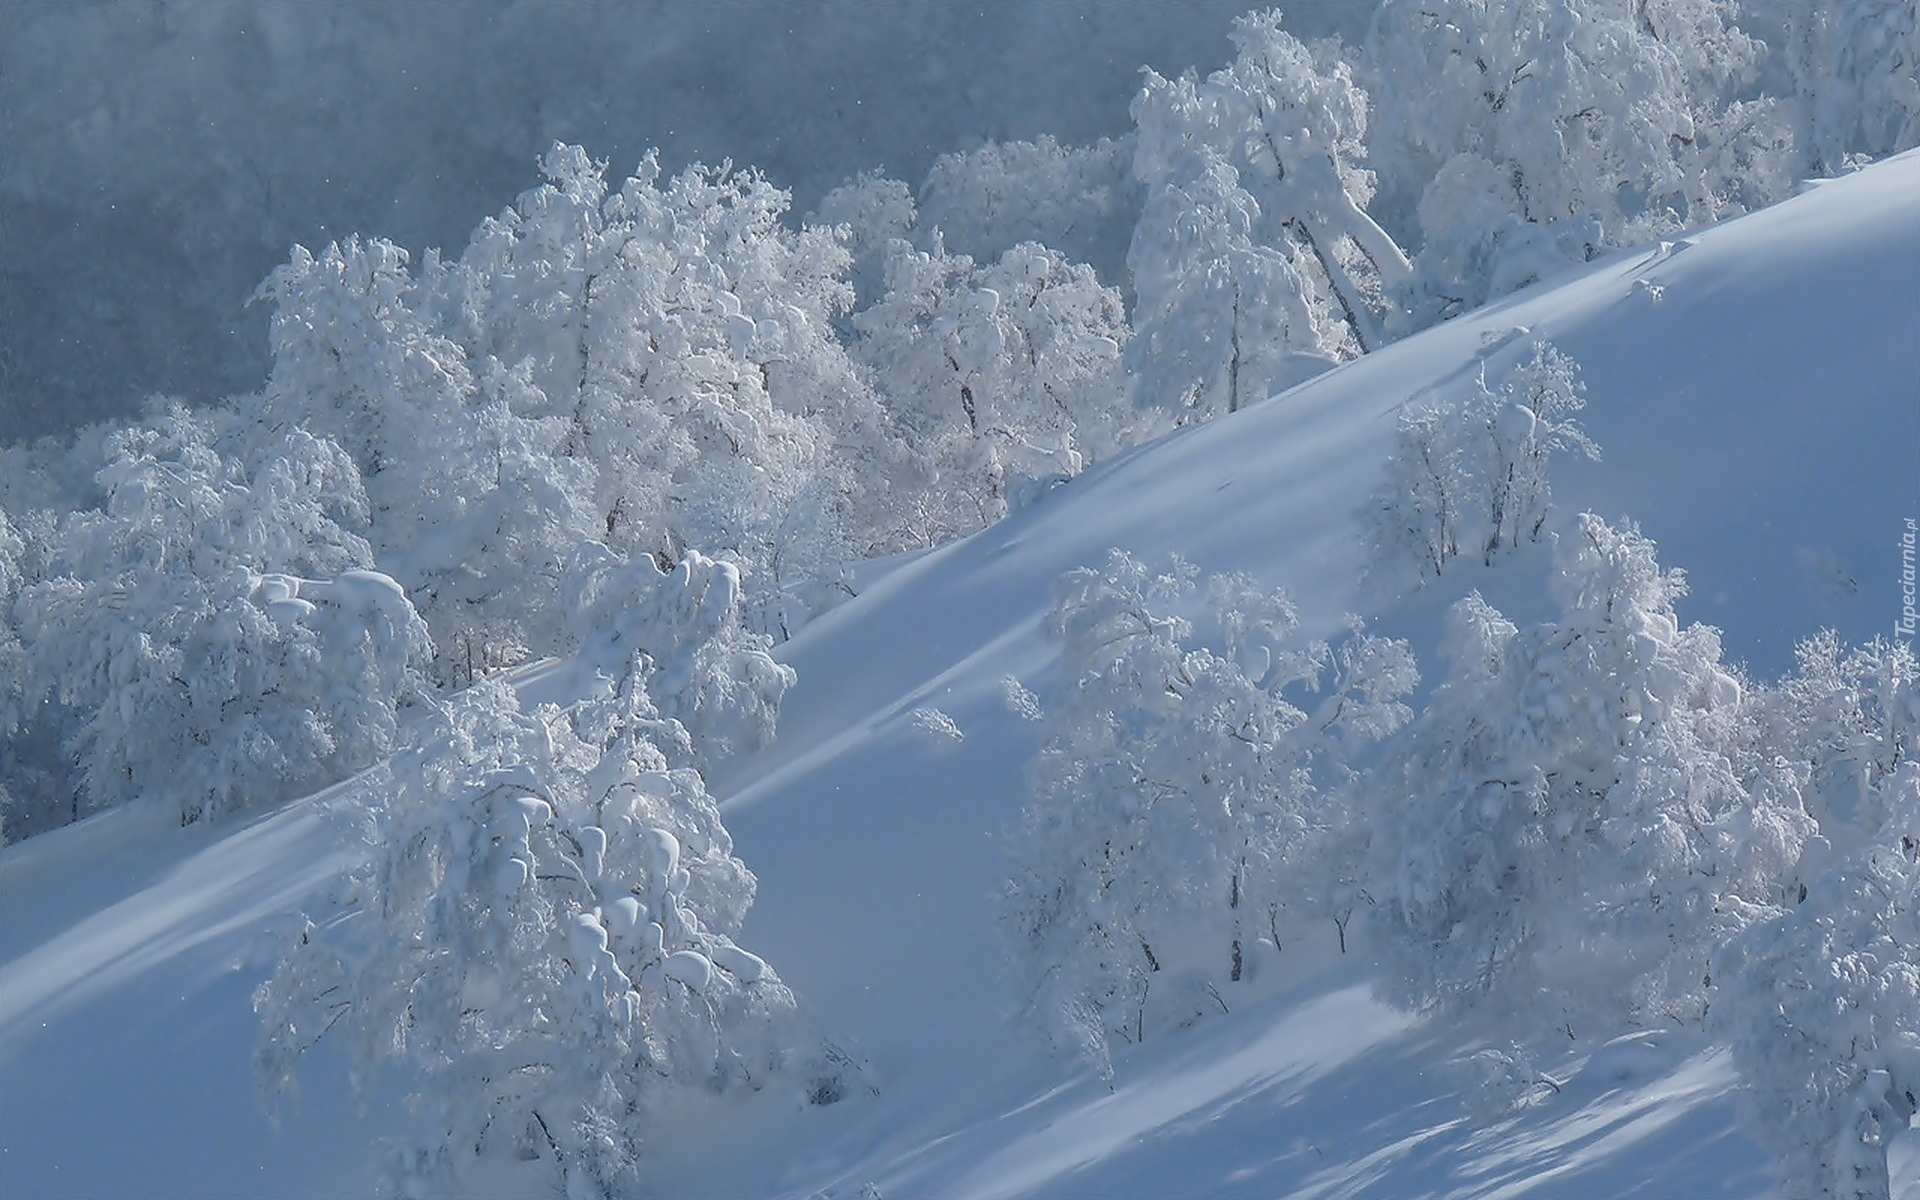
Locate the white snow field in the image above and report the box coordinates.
[2,149,1917,1198]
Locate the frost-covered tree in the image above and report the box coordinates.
[1368,515,1811,1034]
[1715,628,1920,1200]
[250,235,476,520]
[0,506,20,685]
[1721,838,1920,1200]
[439,145,903,593]
[1747,0,1920,177]
[250,145,916,647]
[257,632,810,1196]
[1126,150,1336,422]
[1752,632,1920,856]
[1363,341,1599,587]
[1128,11,1409,418]
[853,236,1135,544]
[13,407,430,825]
[245,233,598,683]
[1365,0,1791,324]
[916,135,1140,284]
[0,501,80,844]
[811,171,920,314]
[372,359,599,687]
[1007,550,1414,1056]
[563,546,795,774]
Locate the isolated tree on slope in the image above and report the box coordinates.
[257,570,809,1198]
[1368,515,1810,1034]
[14,407,430,825]
[1128,10,1410,418]
[1007,551,1414,1057]
[1363,341,1599,586]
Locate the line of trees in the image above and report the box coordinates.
[0,8,1914,1191]
[5,1,1916,843]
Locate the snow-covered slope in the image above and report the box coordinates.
[3,151,1917,1198]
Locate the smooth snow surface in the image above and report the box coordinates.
[3,150,1918,1198]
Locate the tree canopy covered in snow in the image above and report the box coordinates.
[3,6,1919,1196]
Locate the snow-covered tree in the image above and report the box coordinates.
[250,235,476,522]
[1721,837,1920,1200]
[246,232,598,684]
[1363,341,1599,587]
[1128,11,1409,418]
[1365,0,1791,324]
[0,500,81,844]
[811,171,920,314]
[563,546,795,774]
[916,135,1140,284]
[386,362,600,687]
[14,407,430,825]
[1007,550,1414,1056]
[249,145,918,647]
[257,633,811,1197]
[439,145,904,599]
[1748,0,1920,177]
[1368,515,1811,1034]
[1715,626,1920,1200]
[1752,632,1920,856]
[1126,150,1337,422]
[853,236,1135,545]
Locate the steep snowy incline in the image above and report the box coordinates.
[697,149,1920,1198]
[0,151,1915,1198]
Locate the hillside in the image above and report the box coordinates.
[2,138,1915,1198]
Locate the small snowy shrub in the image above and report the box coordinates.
[908,706,964,745]
[1006,550,1414,1056]
[1363,341,1599,587]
